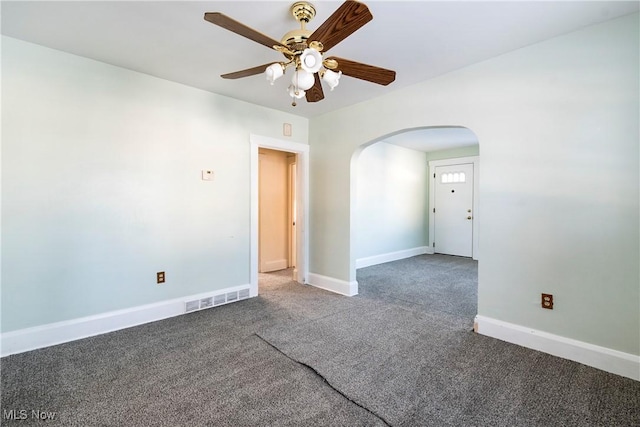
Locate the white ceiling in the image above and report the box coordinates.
[2,1,638,120]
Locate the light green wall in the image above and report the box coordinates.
[309,14,639,355]
[1,37,308,332]
[354,143,479,258]
[355,142,428,259]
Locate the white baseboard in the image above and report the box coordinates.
[261,259,288,273]
[307,273,358,296]
[356,246,430,269]
[475,315,640,381]
[1,284,252,357]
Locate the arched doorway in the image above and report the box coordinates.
[350,126,479,289]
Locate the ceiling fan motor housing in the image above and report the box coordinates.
[282,2,316,51]
[281,29,312,51]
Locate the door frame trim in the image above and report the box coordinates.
[428,156,479,260]
[250,134,309,296]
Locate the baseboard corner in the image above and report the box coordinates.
[307,273,358,296]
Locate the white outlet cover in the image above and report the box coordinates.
[201,170,214,181]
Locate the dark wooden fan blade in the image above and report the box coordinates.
[308,0,373,52]
[305,73,325,103]
[204,12,285,50]
[328,57,396,86]
[221,63,273,79]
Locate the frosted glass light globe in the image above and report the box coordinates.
[288,85,306,99]
[265,63,284,85]
[300,48,323,73]
[292,69,315,91]
[322,69,342,91]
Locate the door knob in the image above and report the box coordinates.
[467,216,472,220]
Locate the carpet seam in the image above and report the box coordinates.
[255,333,393,427]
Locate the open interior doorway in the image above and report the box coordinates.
[250,134,309,298]
[258,148,297,274]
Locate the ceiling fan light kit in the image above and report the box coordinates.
[204,0,396,106]
[265,63,285,85]
[322,69,342,91]
[300,48,323,73]
[288,84,307,100]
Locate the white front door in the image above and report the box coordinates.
[433,163,474,257]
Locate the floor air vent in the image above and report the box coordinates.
[200,297,213,309]
[185,300,200,313]
[185,287,251,313]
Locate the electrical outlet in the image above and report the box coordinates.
[157,271,165,284]
[541,293,553,309]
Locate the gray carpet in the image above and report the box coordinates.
[2,255,639,426]
[259,256,640,427]
[0,269,382,426]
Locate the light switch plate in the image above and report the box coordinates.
[202,170,214,181]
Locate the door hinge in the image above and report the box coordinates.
[433,208,435,213]
[433,242,435,247]
[433,173,436,178]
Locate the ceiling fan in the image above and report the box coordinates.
[204,0,396,106]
